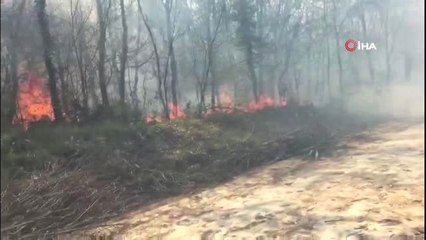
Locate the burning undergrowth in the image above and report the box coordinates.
[10,71,288,131]
[1,105,350,238]
[13,72,55,130]
[144,84,288,124]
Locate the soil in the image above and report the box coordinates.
[62,120,424,240]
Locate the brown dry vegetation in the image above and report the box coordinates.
[2,105,358,239]
[65,120,424,240]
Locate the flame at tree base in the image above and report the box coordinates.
[205,95,287,116]
[145,102,186,124]
[205,85,287,116]
[145,85,287,124]
[13,72,55,130]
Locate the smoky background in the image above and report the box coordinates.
[1,0,424,122]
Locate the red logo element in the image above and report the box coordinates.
[345,39,357,52]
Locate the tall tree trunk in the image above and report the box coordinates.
[71,6,89,114]
[331,0,343,96]
[119,0,128,104]
[307,47,312,101]
[164,1,178,115]
[88,69,98,107]
[137,0,168,117]
[8,43,19,122]
[132,70,140,109]
[207,0,224,109]
[76,42,88,113]
[207,0,216,109]
[314,49,323,101]
[256,0,265,95]
[210,57,218,107]
[383,10,391,83]
[7,0,26,122]
[235,0,258,101]
[199,83,206,115]
[170,48,178,108]
[326,37,331,99]
[360,12,375,83]
[246,43,259,102]
[132,11,142,111]
[35,0,63,122]
[56,51,69,115]
[96,0,110,108]
[323,0,331,100]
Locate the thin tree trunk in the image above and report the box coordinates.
[35,0,63,122]
[210,59,218,107]
[7,0,26,122]
[326,37,331,99]
[78,59,88,112]
[361,12,375,82]
[206,0,216,109]
[119,0,128,104]
[164,1,178,115]
[137,0,168,117]
[256,0,265,95]
[142,74,147,111]
[384,11,391,83]
[88,64,99,107]
[307,47,312,101]
[314,50,321,99]
[8,44,19,122]
[331,0,343,96]
[96,0,110,108]
[56,51,69,115]
[132,70,140,109]
[245,42,258,102]
[74,37,89,113]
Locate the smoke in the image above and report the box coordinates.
[344,79,424,119]
[339,0,424,120]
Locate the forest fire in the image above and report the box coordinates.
[144,102,186,123]
[206,85,288,115]
[145,85,287,124]
[13,72,55,130]
[243,95,287,113]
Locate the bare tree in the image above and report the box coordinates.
[360,11,375,82]
[331,0,343,96]
[137,0,169,118]
[234,0,259,102]
[35,0,63,121]
[119,0,128,105]
[3,0,26,122]
[95,0,111,108]
[162,0,179,115]
[323,0,331,99]
[70,0,93,115]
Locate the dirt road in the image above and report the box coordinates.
[69,121,424,240]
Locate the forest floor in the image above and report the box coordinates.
[1,106,424,240]
[62,120,424,239]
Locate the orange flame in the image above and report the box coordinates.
[13,72,55,129]
[144,85,287,124]
[205,85,234,116]
[243,95,287,113]
[206,85,287,116]
[168,102,186,120]
[144,102,186,123]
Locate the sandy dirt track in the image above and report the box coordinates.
[66,121,424,240]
